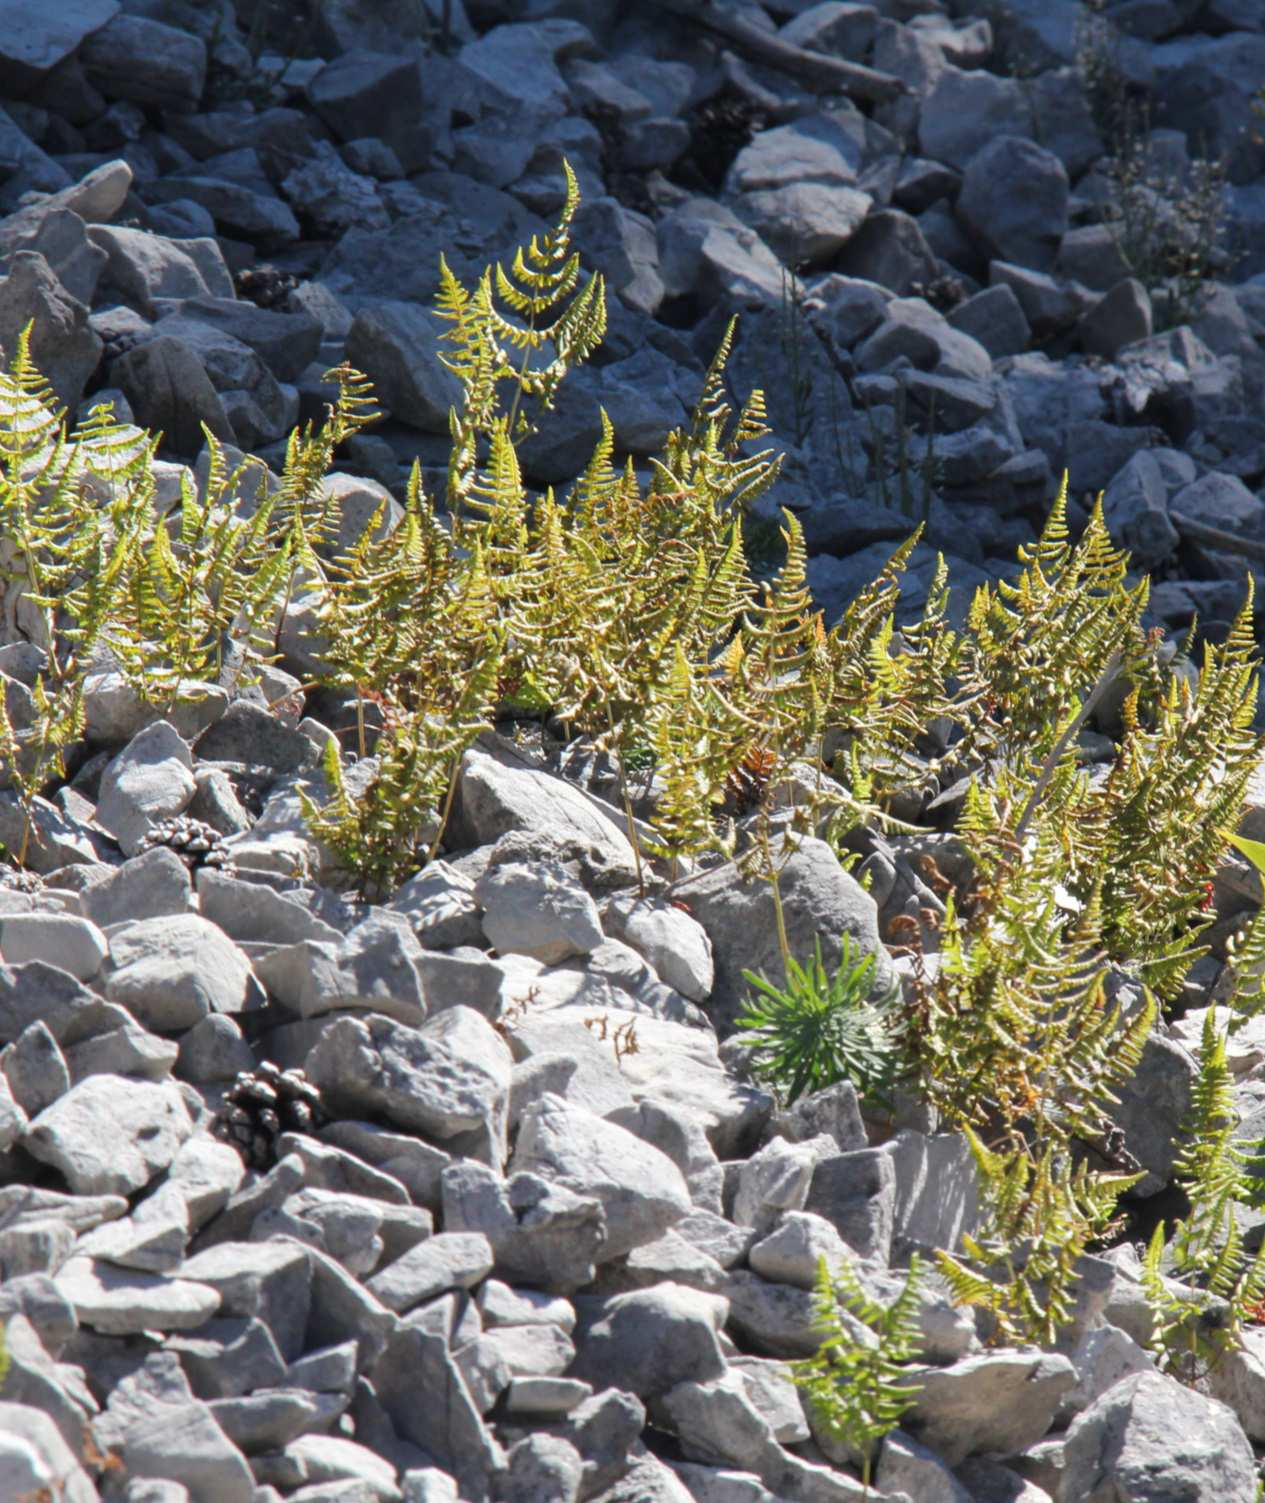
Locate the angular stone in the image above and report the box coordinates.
[124,1400,253,1503]
[725,114,862,195]
[367,1232,493,1314]
[306,49,432,171]
[880,1129,980,1263]
[682,833,898,1041]
[80,13,206,110]
[372,1320,504,1499]
[442,1160,606,1294]
[0,106,68,209]
[1099,449,1181,572]
[571,1283,728,1398]
[105,914,255,1030]
[803,1149,897,1264]
[1078,278,1153,359]
[918,65,1034,170]
[511,1093,691,1261]
[657,197,787,309]
[54,1255,220,1335]
[255,914,428,1027]
[0,0,119,89]
[876,1429,974,1503]
[0,1399,96,1503]
[1,1020,69,1118]
[475,860,604,964]
[320,1119,451,1211]
[167,1315,286,1401]
[25,1076,191,1196]
[177,1241,311,1364]
[905,1351,1077,1467]
[600,893,714,1004]
[90,226,234,315]
[836,209,940,298]
[957,136,1069,272]
[345,300,462,433]
[147,175,299,246]
[1060,1369,1256,1502]
[0,251,101,412]
[734,1136,834,1234]
[305,1007,512,1167]
[79,846,193,931]
[158,296,322,385]
[948,284,1031,359]
[448,737,640,883]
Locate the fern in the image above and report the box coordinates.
[792,1252,926,1492]
[296,628,501,901]
[435,158,606,531]
[1142,1008,1265,1381]
[938,1129,1142,1347]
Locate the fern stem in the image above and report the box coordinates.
[424,751,463,867]
[756,811,792,976]
[605,697,646,899]
[1014,646,1123,846]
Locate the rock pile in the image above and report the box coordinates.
[0,1,1265,1501]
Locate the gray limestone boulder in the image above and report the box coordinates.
[254,912,429,1026]
[1059,1370,1257,1502]
[571,1284,729,1398]
[89,226,234,315]
[905,1351,1076,1467]
[1099,451,1181,572]
[112,334,236,456]
[305,1007,512,1167]
[918,66,1035,170]
[80,13,206,111]
[25,1075,192,1196]
[444,1159,605,1293]
[957,137,1069,273]
[104,914,256,1031]
[1078,279,1154,359]
[0,107,69,211]
[657,198,787,310]
[448,737,641,885]
[0,0,119,90]
[511,1093,691,1261]
[0,252,101,412]
[475,860,604,964]
[345,299,462,433]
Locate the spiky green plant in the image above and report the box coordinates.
[735,930,905,1109]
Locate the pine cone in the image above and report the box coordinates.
[137,816,238,876]
[217,1061,328,1169]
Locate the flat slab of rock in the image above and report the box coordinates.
[905,1350,1076,1466]
[54,1255,221,1334]
[24,1075,192,1195]
[0,0,119,88]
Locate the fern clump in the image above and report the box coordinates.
[793,1253,926,1491]
[1141,1008,1265,1380]
[1,160,1265,1381]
